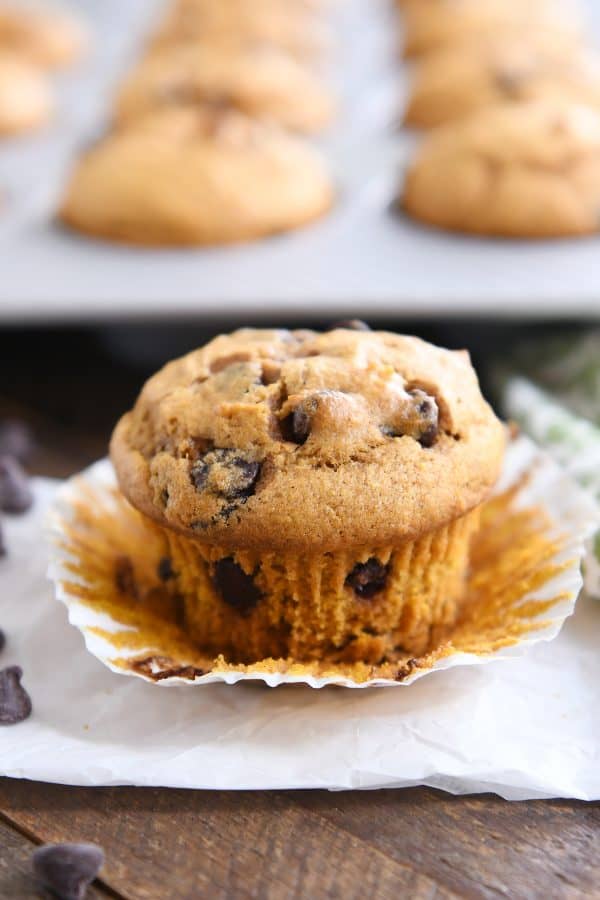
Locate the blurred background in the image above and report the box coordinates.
[1,0,599,485]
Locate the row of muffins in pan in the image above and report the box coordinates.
[59,0,337,246]
[398,0,600,238]
[0,3,85,137]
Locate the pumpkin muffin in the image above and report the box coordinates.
[402,100,600,238]
[405,36,596,128]
[114,44,335,134]
[60,106,333,246]
[149,0,331,61]
[110,324,505,665]
[0,3,86,69]
[400,0,583,59]
[0,51,53,135]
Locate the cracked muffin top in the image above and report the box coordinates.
[110,325,505,551]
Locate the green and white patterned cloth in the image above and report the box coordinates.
[503,376,600,597]
[510,332,600,426]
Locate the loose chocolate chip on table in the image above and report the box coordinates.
[0,455,33,514]
[0,665,32,725]
[157,556,175,581]
[0,419,35,462]
[328,319,371,331]
[213,558,262,614]
[346,558,389,599]
[33,843,105,900]
[191,449,261,501]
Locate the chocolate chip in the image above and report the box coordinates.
[328,319,371,331]
[0,629,5,652]
[213,558,262,614]
[0,455,33,514]
[191,449,261,501]
[114,555,138,599]
[0,419,34,462]
[0,666,32,725]
[281,391,338,445]
[408,389,439,447]
[281,403,311,445]
[33,843,105,900]
[384,390,440,447]
[345,559,389,599]
[418,423,438,448]
[157,556,175,582]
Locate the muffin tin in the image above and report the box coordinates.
[1,0,600,322]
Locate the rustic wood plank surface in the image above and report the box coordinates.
[0,326,598,900]
[0,782,598,900]
[0,816,110,899]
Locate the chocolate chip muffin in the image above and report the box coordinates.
[60,107,333,246]
[149,0,331,62]
[114,44,335,135]
[0,51,53,136]
[0,4,86,69]
[110,325,505,665]
[404,36,589,129]
[403,101,600,238]
[400,0,582,59]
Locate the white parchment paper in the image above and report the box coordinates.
[0,454,599,798]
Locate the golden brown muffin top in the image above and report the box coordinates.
[403,101,600,238]
[111,325,506,551]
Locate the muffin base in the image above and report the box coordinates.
[164,509,481,665]
[51,447,579,685]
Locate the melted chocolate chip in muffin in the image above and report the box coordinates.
[346,558,389,599]
[191,449,261,501]
[213,558,262,614]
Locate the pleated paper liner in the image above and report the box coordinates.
[47,436,599,689]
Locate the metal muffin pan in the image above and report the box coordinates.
[1,0,599,322]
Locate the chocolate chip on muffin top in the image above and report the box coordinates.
[111,328,505,551]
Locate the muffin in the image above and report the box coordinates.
[400,0,583,59]
[402,101,600,238]
[149,0,331,61]
[110,325,506,665]
[404,36,595,128]
[60,107,333,246]
[114,44,335,134]
[0,51,53,136]
[0,4,86,69]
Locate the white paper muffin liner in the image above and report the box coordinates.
[46,436,599,689]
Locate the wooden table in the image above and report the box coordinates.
[1,327,598,900]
